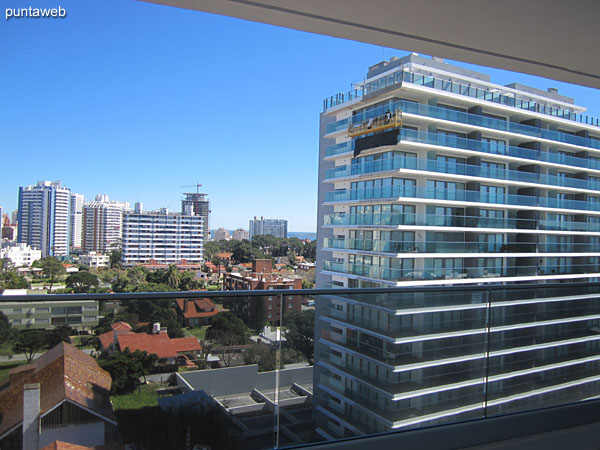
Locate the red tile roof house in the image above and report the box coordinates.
[174,298,219,327]
[0,342,121,450]
[98,323,201,367]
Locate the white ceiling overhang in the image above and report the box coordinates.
[138,0,600,89]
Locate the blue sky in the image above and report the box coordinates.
[2,0,600,231]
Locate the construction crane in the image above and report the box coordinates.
[181,183,203,194]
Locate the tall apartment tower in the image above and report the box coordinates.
[249,216,288,239]
[122,207,203,265]
[314,55,600,438]
[82,195,129,254]
[70,193,84,251]
[17,181,71,257]
[182,192,210,238]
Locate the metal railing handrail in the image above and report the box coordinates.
[2,281,600,302]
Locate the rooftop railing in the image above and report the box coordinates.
[323,68,600,130]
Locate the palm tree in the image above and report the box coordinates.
[166,265,180,290]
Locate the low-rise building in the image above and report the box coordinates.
[174,297,218,327]
[0,242,41,267]
[79,252,109,269]
[224,259,302,325]
[214,252,233,265]
[98,323,202,366]
[0,342,120,450]
[0,291,99,330]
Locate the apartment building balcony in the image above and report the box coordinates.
[325,148,600,193]
[324,185,600,213]
[324,212,600,234]
[326,101,600,152]
[323,237,600,255]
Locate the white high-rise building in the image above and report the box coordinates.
[315,54,600,438]
[70,193,84,251]
[18,181,71,257]
[122,207,203,265]
[82,195,129,254]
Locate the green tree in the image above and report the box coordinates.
[206,312,247,366]
[243,345,280,372]
[206,312,247,344]
[34,256,66,291]
[300,240,317,260]
[109,249,122,269]
[65,271,99,293]
[130,349,158,383]
[0,311,14,345]
[1,257,14,272]
[0,271,30,290]
[165,265,180,290]
[99,348,145,394]
[47,325,72,347]
[284,310,315,363]
[127,266,147,285]
[13,329,52,362]
[248,297,267,333]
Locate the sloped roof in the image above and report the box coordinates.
[41,440,123,450]
[98,323,134,351]
[111,322,132,331]
[175,298,217,319]
[117,334,201,359]
[0,343,115,439]
[42,441,94,450]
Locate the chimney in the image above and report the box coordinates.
[160,327,168,335]
[23,383,40,450]
[113,330,118,348]
[153,323,160,334]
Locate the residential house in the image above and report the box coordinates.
[0,342,120,449]
[174,298,218,327]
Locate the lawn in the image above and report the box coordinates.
[185,326,209,341]
[111,382,160,411]
[70,335,95,349]
[0,360,29,384]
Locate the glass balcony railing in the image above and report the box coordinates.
[325,100,600,151]
[323,260,600,281]
[399,129,600,172]
[325,185,600,212]
[323,238,600,254]
[324,212,600,233]
[4,283,600,447]
[325,138,600,192]
[323,68,600,130]
[325,141,353,157]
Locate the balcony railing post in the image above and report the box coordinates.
[273,292,284,449]
[483,287,492,419]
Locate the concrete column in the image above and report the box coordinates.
[23,383,40,450]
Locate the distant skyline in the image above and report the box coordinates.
[2,0,600,231]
